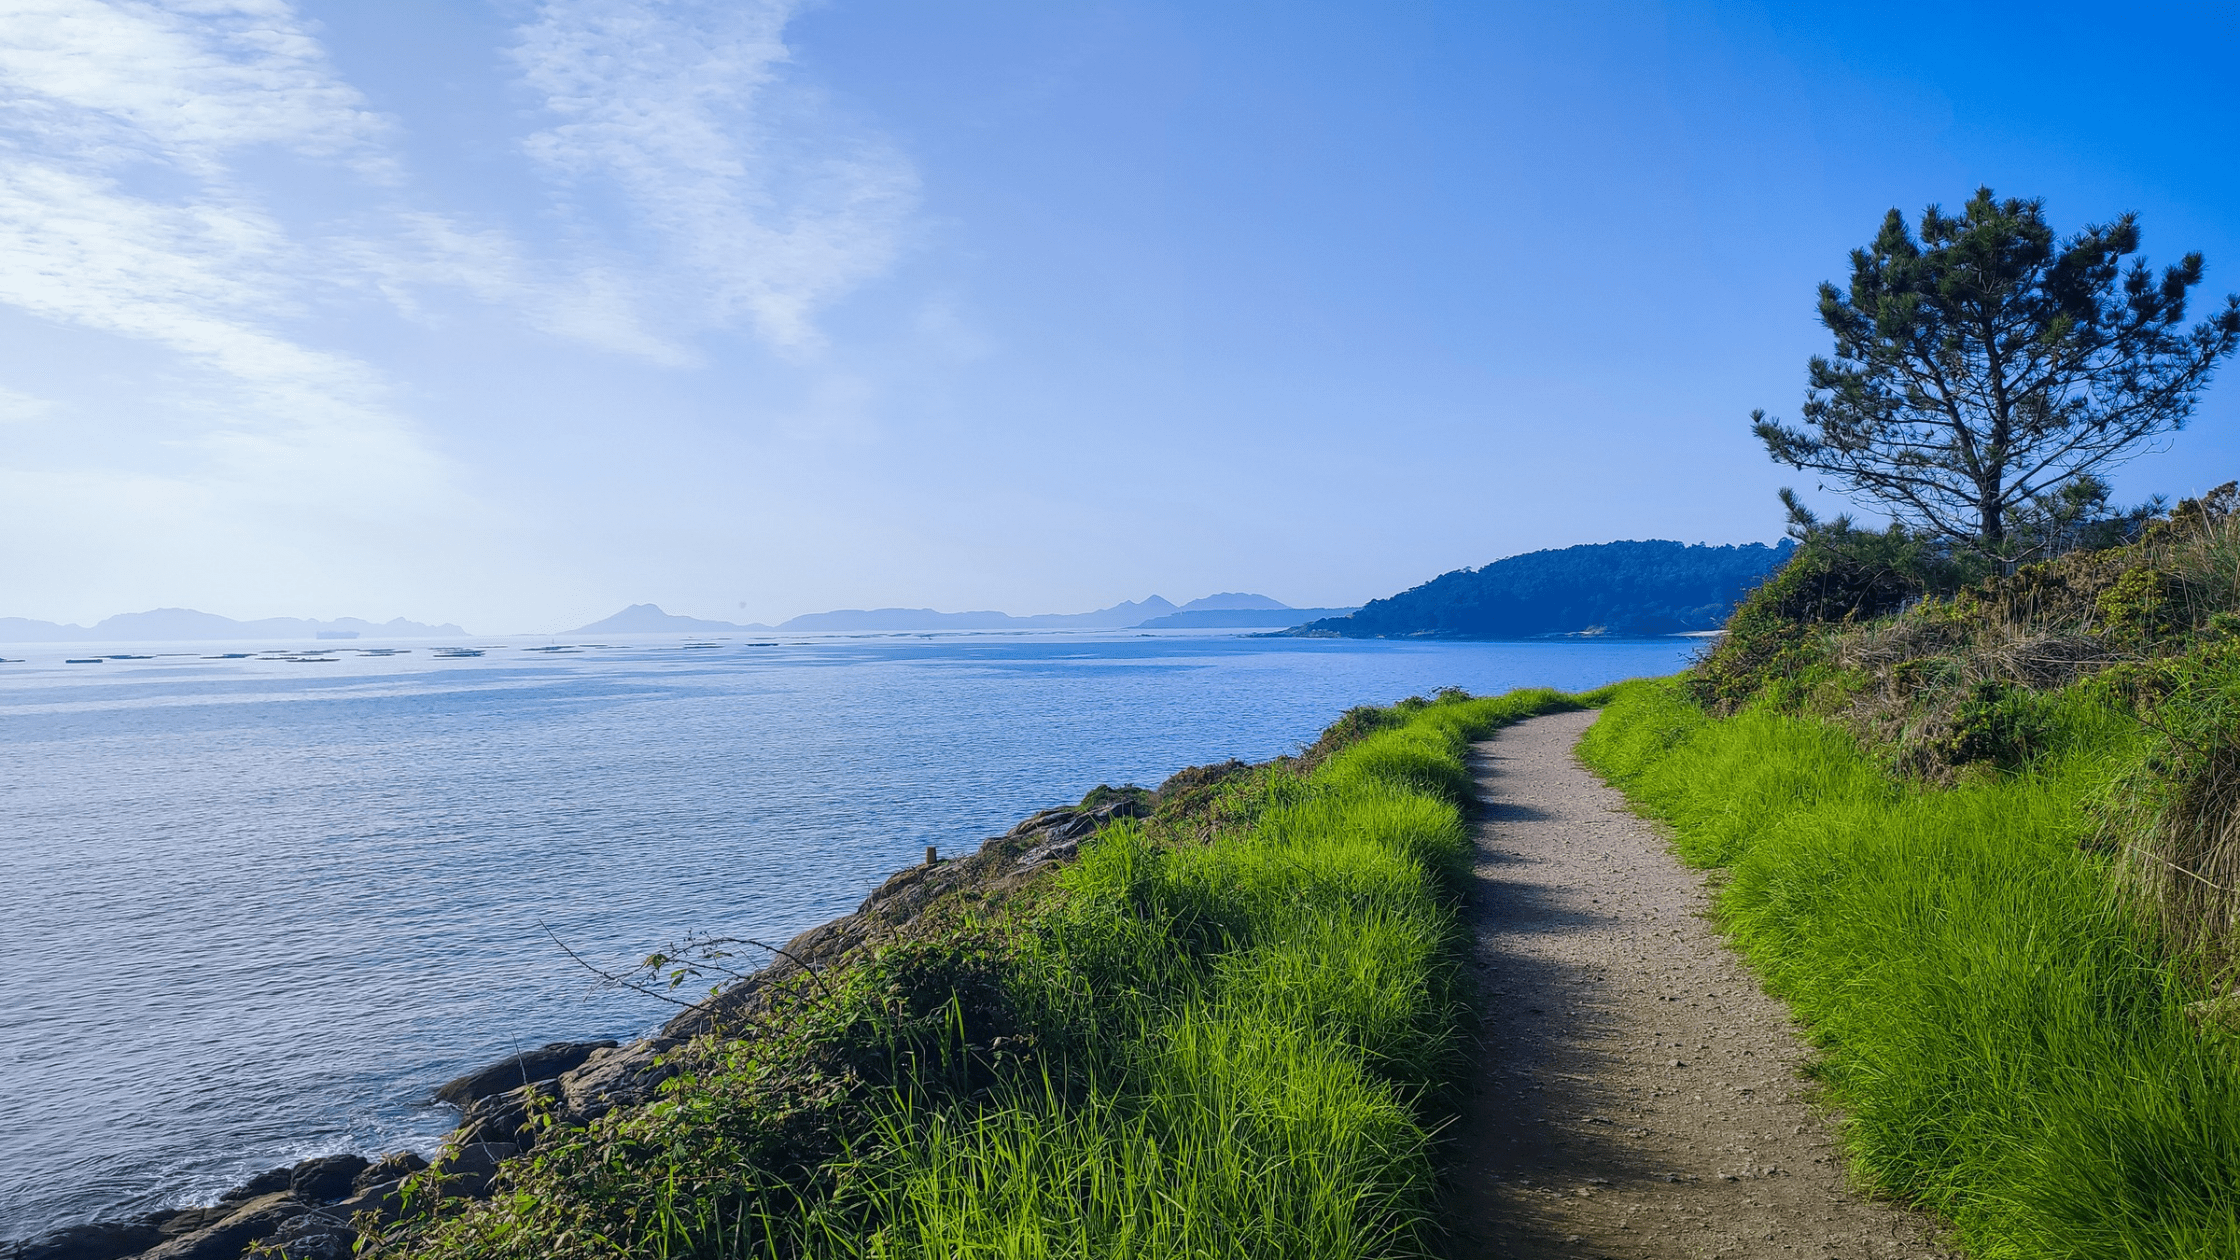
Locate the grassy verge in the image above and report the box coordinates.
[368,686,1593,1260]
[1579,678,2240,1259]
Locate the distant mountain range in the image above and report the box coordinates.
[0,594,1362,644]
[567,604,770,635]
[775,595,1181,633]
[1282,539,1795,639]
[3,546,1789,647]
[0,609,468,642]
[1133,606,1362,629]
[567,593,1357,636]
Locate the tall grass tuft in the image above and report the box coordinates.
[2092,649,2240,971]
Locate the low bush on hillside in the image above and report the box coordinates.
[1696,483,2237,732]
[1688,484,2240,952]
[363,688,1592,1260]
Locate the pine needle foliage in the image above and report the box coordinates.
[1754,187,2240,550]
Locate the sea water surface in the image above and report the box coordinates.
[0,630,1694,1239]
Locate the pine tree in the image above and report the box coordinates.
[1754,188,2240,552]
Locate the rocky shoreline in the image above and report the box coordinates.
[3,791,1151,1260]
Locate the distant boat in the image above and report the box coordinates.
[434,648,485,658]
[65,658,102,664]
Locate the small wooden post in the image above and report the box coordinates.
[926,845,938,865]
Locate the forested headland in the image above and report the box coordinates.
[1284,538,1794,640]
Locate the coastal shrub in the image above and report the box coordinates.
[369,687,1589,1260]
[1580,679,2240,1258]
[1688,523,1956,712]
[1684,481,2240,795]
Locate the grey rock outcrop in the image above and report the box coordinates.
[284,1156,366,1205]
[352,1152,425,1191]
[432,1040,616,1107]
[1,1219,164,1260]
[427,1142,520,1200]
[0,1149,419,1260]
[137,1191,296,1260]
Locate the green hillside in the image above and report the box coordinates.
[1580,485,2240,1258]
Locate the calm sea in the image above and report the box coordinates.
[0,630,1694,1240]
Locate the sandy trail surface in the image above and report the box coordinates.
[1442,710,1950,1260]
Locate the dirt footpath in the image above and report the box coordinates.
[1442,710,1950,1260]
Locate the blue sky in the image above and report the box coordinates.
[1,1,2234,632]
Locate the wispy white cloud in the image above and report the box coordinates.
[0,1,398,379]
[0,0,921,621]
[0,0,675,379]
[0,0,913,380]
[345,210,687,364]
[0,0,473,607]
[510,0,919,351]
[0,0,388,174]
[0,161,332,380]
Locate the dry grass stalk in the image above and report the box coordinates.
[2104,740,2240,975]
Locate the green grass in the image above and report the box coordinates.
[1579,679,2240,1259]
[372,687,1595,1260]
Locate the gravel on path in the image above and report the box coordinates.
[1441,709,1951,1260]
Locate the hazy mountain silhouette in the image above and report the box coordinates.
[775,596,1180,632]
[1176,592,1291,612]
[1135,605,1358,629]
[0,609,467,642]
[567,604,772,635]
[566,593,1338,636]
